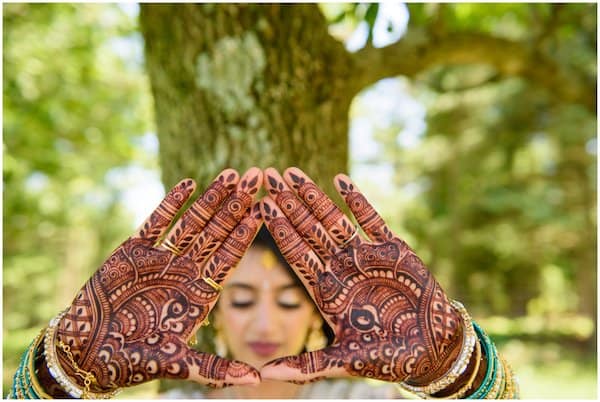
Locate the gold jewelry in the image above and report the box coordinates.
[399,300,477,396]
[499,358,519,399]
[161,238,182,256]
[485,354,505,399]
[261,250,278,270]
[44,310,120,399]
[187,334,198,347]
[305,316,327,351]
[203,276,223,292]
[436,339,482,399]
[340,225,359,248]
[28,329,54,399]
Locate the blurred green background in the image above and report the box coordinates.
[3,3,596,398]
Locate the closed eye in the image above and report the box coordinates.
[278,302,301,309]
[230,301,254,309]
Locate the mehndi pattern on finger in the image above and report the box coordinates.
[262,169,464,386]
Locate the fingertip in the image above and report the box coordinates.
[219,168,239,178]
[214,168,240,190]
[239,167,263,195]
[259,360,295,381]
[173,177,197,195]
[225,361,262,386]
[333,173,356,195]
[263,167,284,193]
[263,166,279,178]
[243,166,263,178]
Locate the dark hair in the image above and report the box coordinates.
[253,225,335,347]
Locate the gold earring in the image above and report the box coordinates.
[305,316,327,351]
[214,320,228,357]
[187,333,198,347]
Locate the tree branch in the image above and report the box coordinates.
[350,29,595,112]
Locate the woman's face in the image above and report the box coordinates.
[214,245,318,368]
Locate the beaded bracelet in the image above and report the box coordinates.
[44,309,120,399]
[399,300,478,396]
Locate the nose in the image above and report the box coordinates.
[253,295,278,334]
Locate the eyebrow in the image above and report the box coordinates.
[225,282,302,291]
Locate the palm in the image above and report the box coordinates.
[55,169,263,391]
[59,237,222,388]
[312,235,459,383]
[261,167,462,385]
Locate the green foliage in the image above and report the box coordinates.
[353,4,596,322]
[3,3,154,394]
[2,2,596,398]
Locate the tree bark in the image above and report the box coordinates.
[139,4,353,197]
[351,30,595,112]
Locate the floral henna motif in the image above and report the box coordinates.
[261,168,463,386]
[54,170,263,392]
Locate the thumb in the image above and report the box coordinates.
[174,348,261,388]
[260,347,348,384]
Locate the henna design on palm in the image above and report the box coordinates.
[260,167,463,385]
[55,168,263,391]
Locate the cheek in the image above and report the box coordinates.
[219,307,251,338]
[283,306,318,351]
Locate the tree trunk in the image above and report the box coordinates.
[139,4,354,197]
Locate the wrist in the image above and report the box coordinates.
[43,310,120,399]
[34,333,73,398]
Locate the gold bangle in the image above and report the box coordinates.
[499,358,518,399]
[28,329,54,399]
[44,309,120,399]
[203,276,223,292]
[439,339,482,399]
[399,300,477,395]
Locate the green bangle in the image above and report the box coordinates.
[13,342,38,399]
[467,322,498,399]
[11,330,48,399]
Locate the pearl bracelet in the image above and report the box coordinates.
[43,309,120,399]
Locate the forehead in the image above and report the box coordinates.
[226,245,295,287]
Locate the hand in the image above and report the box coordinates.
[259,167,463,385]
[54,168,263,391]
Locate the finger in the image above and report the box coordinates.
[161,169,239,255]
[264,167,337,261]
[179,349,261,387]
[136,178,196,243]
[260,347,348,383]
[198,202,262,289]
[334,173,393,243]
[260,197,325,292]
[283,167,358,247]
[188,167,262,264]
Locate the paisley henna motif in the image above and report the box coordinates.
[54,169,263,392]
[260,167,463,385]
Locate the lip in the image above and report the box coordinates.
[248,341,280,357]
